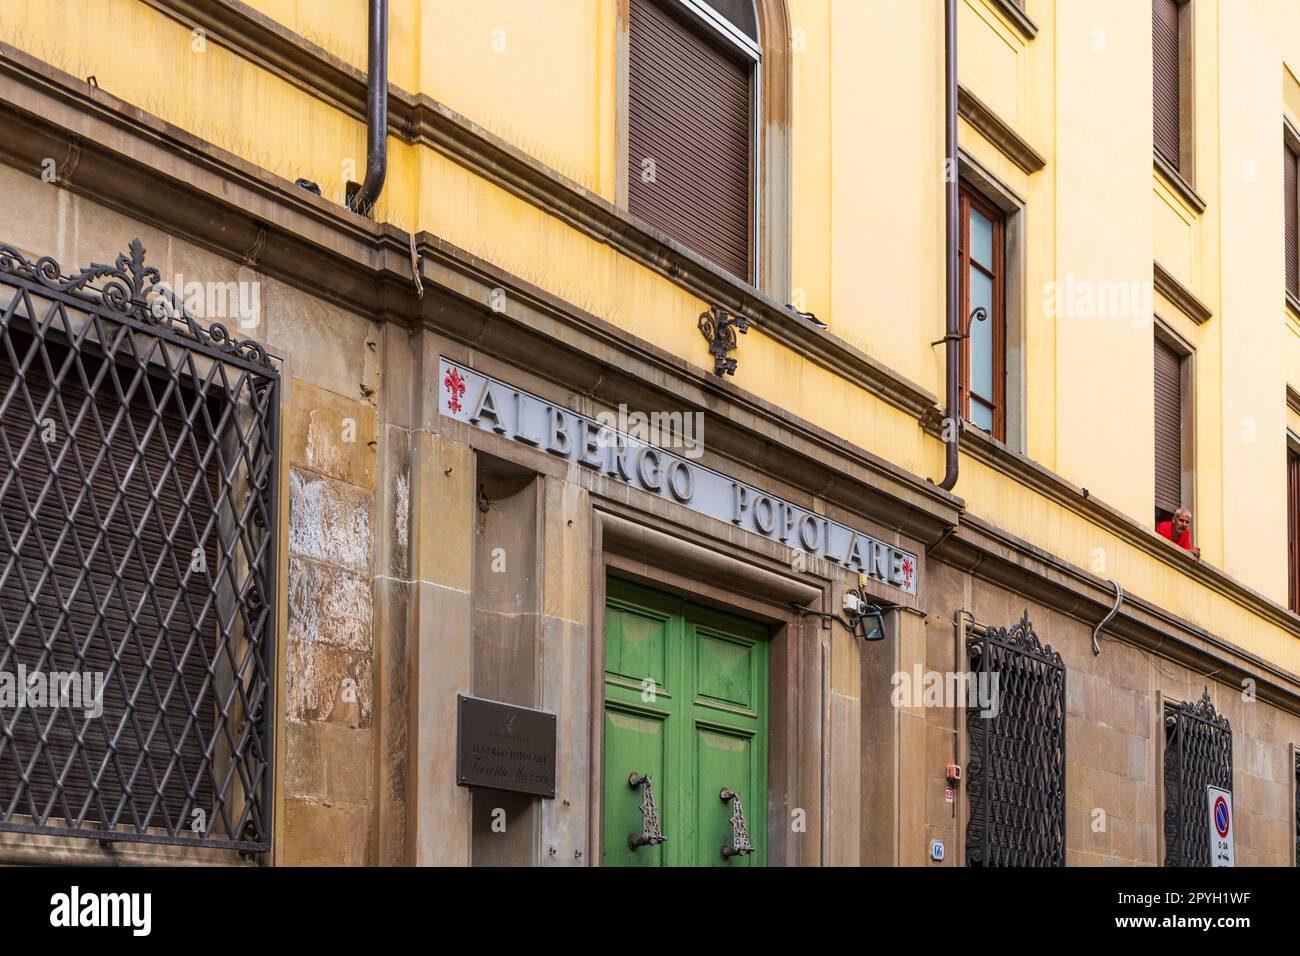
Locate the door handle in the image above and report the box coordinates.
[627,772,666,851]
[719,787,754,860]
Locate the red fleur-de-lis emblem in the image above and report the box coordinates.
[902,557,914,590]
[444,366,466,413]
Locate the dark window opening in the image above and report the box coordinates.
[1154,335,1186,528]
[966,611,1066,867]
[1285,143,1299,298]
[628,0,756,281]
[1289,446,1300,613]
[1153,0,1188,173]
[1163,690,1232,867]
[0,333,221,830]
[0,241,278,852]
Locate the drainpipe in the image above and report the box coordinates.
[938,0,961,491]
[349,0,389,215]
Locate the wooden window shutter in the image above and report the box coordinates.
[0,336,217,824]
[1153,0,1181,170]
[1289,447,1300,612]
[1287,145,1299,298]
[1153,338,1184,516]
[628,0,753,280]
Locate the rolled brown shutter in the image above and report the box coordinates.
[1289,447,1299,612]
[628,0,752,280]
[1154,338,1183,516]
[1287,145,1298,297]
[0,334,216,828]
[1153,0,1181,170]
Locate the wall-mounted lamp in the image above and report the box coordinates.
[842,591,888,642]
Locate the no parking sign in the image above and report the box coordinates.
[1206,786,1235,867]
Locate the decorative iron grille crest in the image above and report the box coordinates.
[966,610,1066,867]
[0,240,279,852]
[1163,689,1232,867]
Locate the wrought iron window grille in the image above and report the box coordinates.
[1163,689,1231,868]
[966,610,1066,867]
[0,240,279,853]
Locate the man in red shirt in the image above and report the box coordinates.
[1157,507,1201,561]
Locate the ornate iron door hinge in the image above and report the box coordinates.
[698,305,749,377]
[627,772,666,851]
[719,787,754,860]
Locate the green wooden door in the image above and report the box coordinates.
[602,578,767,867]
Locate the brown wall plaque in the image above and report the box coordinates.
[456,694,557,798]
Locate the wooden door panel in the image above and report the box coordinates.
[604,600,672,697]
[603,577,767,866]
[694,629,757,711]
[603,707,670,867]
[694,725,761,867]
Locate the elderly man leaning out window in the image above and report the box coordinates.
[1157,507,1201,561]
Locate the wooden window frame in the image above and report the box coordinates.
[1153,0,1195,184]
[619,0,759,285]
[616,0,793,297]
[1153,320,1196,531]
[958,184,1006,442]
[1284,119,1300,308]
[1288,436,1300,613]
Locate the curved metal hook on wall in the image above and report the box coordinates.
[1092,579,1124,656]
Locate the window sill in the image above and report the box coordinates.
[0,828,260,866]
[1154,261,1213,325]
[1154,151,1207,215]
[958,85,1046,175]
[988,0,1039,41]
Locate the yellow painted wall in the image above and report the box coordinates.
[2,0,1299,667]
[1218,1,1288,598]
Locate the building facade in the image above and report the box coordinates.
[0,0,1298,866]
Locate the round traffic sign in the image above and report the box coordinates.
[1213,795,1230,837]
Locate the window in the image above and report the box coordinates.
[0,241,278,852]
[959,184,1005,440]
[1153,331,1190,526]
[1153,0,1193,177]
[1289,445,1300,612]
[627,0,758,282]
[1286,134,1299,300]
[965,611,1065,867]
[1163,690,1231,867]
